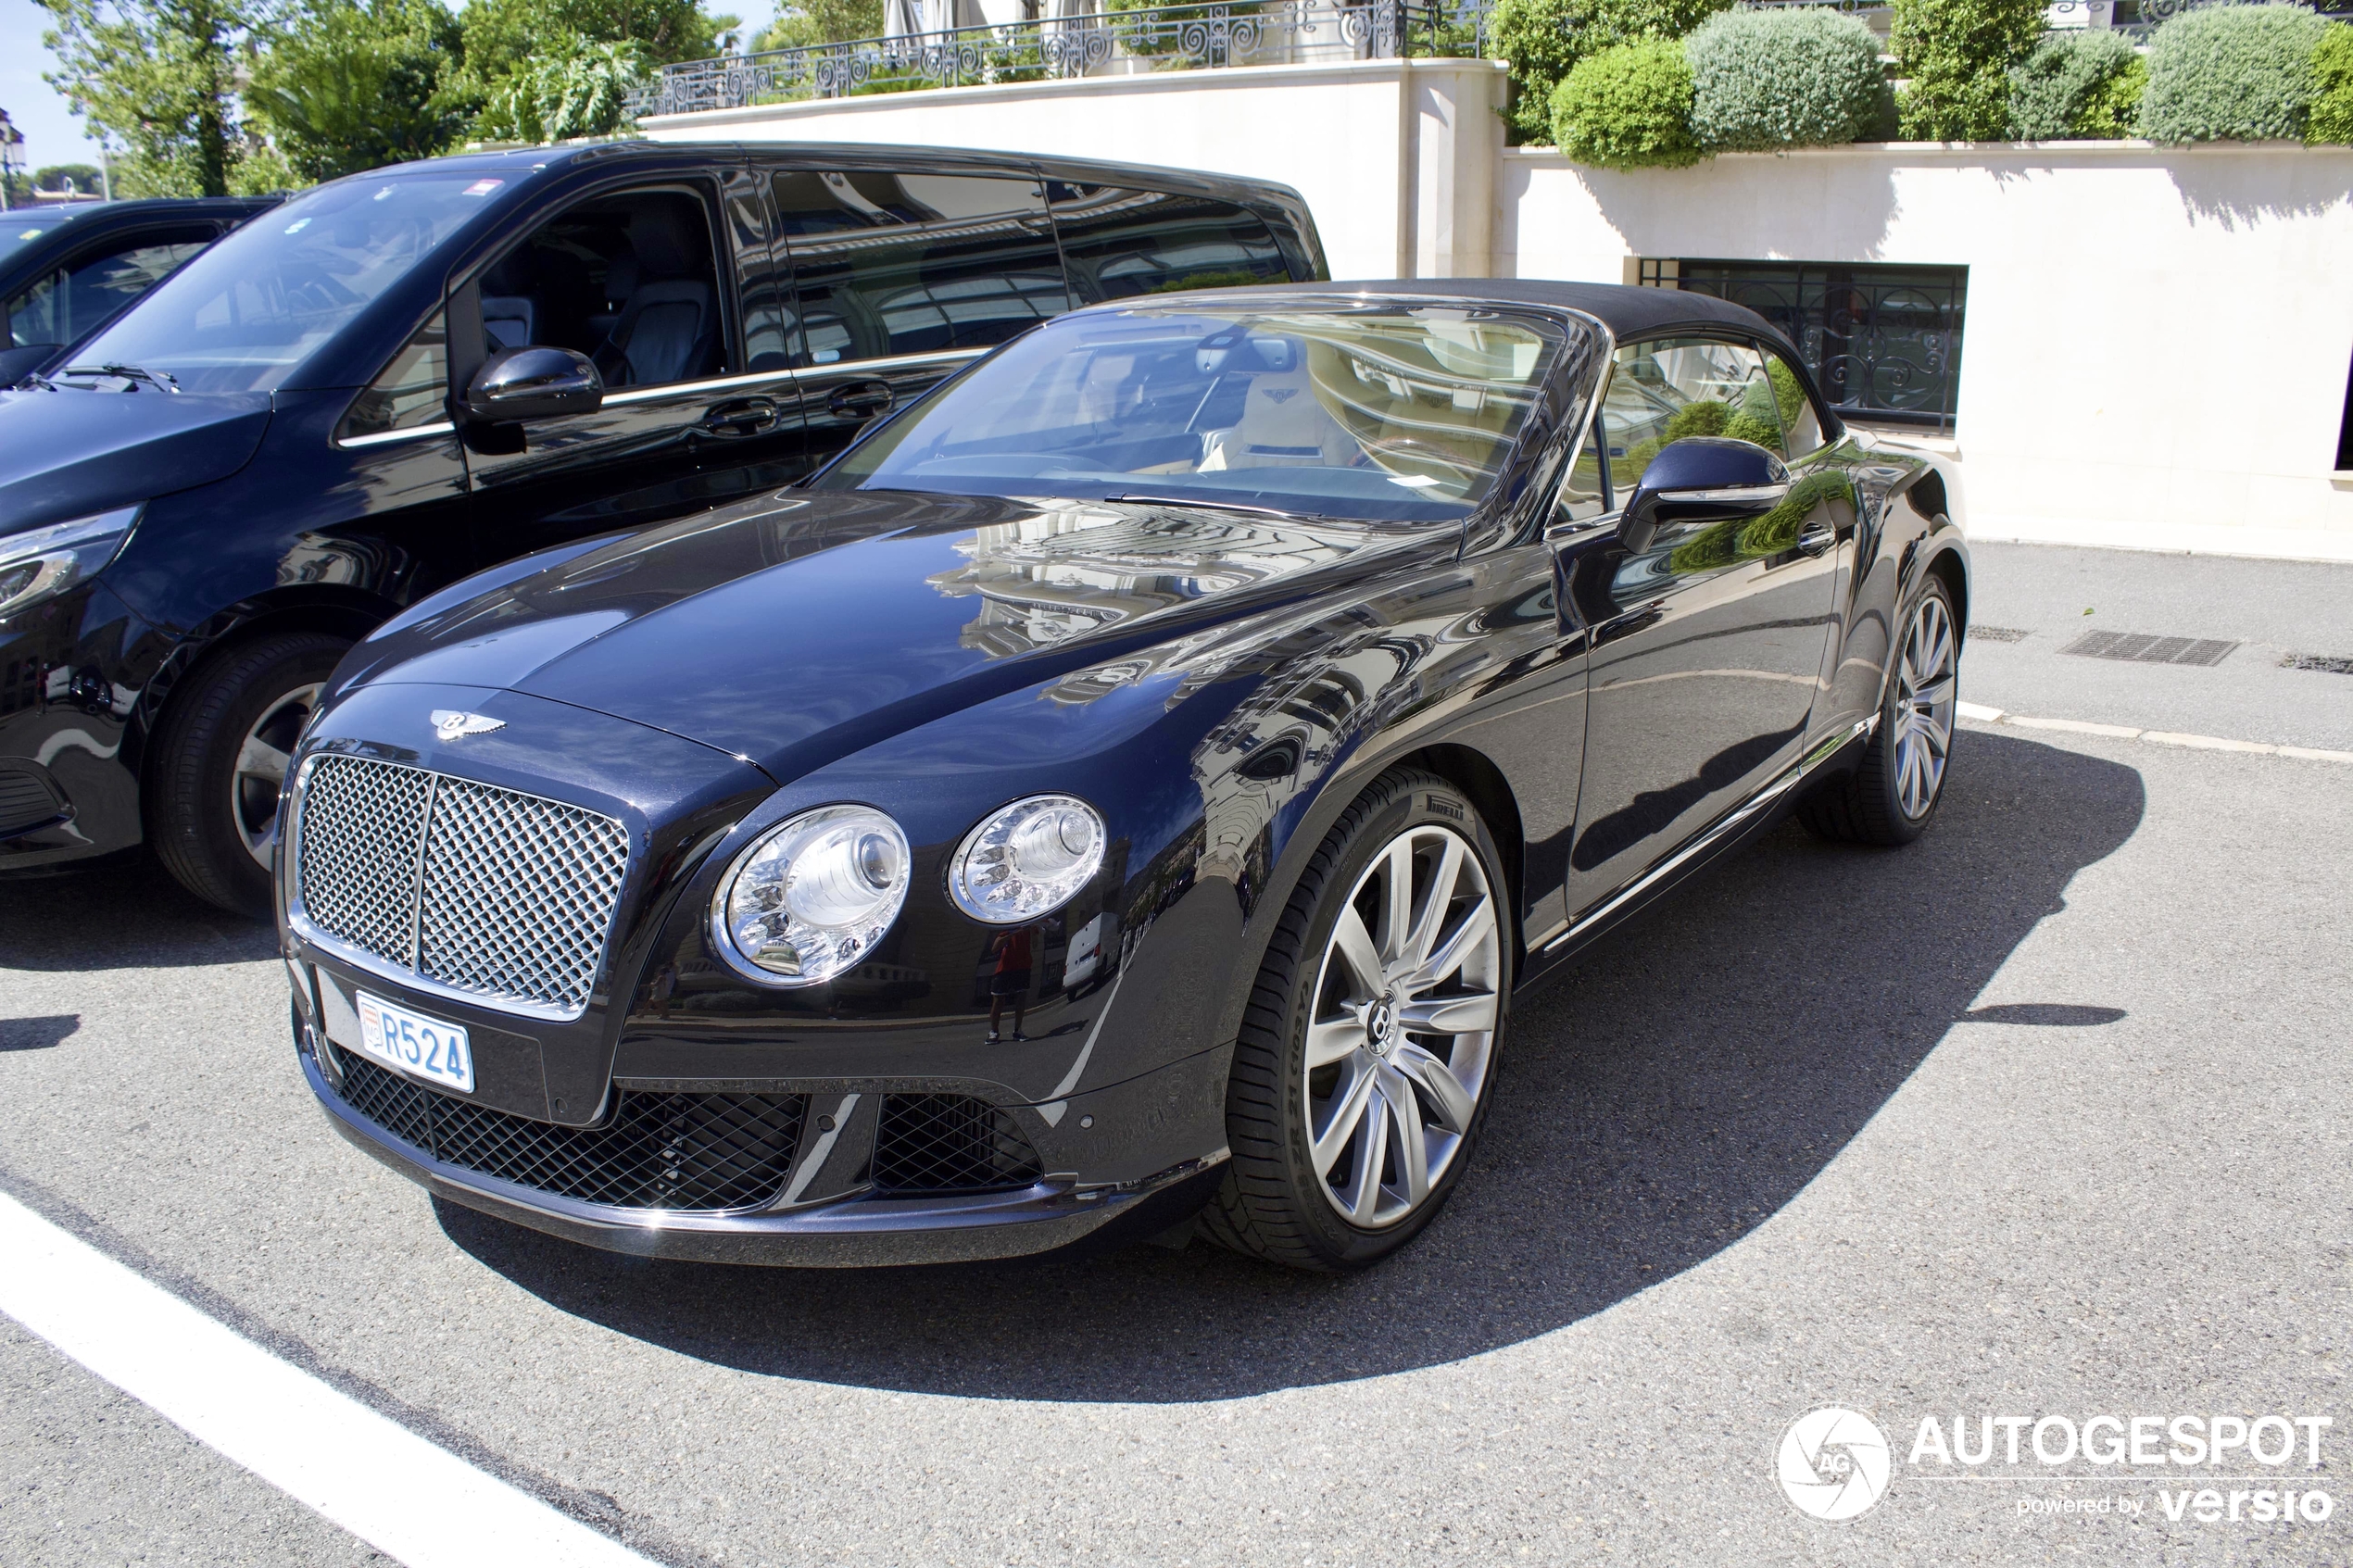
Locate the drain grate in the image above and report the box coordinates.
[2283,653,2353,675]
[1969,625,2032,644]
[2060,631,2237,667]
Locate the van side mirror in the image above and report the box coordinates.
[1620,436,1788,555]
[461,346,603,424]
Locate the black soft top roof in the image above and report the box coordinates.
[1248,276,1792,352]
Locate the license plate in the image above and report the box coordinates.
[356,992,473,1095]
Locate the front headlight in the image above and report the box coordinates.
[0,506,143,621]
[711,805,911,986]
[949,795,1107,924]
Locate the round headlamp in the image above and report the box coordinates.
[712,805,910,986]
[949,795,1107,924]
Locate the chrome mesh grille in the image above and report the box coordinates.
[296,756,433,961]
[295,755,631,1017]
[417,776,631,1014]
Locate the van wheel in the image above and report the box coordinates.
[149,633,347,918]
[1199,768,1510,1272]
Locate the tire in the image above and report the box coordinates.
[1200,768,1512,1273]
[147,632,348,918]
[1797,573,1959,847]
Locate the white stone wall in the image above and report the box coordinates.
[1503,142,2353,561]
[647,77,2353,560]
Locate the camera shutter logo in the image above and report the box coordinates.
[1777,1408,1893,1521]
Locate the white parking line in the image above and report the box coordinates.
[0,1191,654,1568]
[1955,701,2353,763]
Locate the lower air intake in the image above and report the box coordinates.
[873,1094,1046,1195]
[329,1047,803,1212]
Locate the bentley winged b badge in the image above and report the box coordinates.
[430,709,506,742]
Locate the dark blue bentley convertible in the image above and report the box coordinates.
[280,279,1968,1273]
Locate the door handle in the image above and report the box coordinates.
[698,396,778,438]
[826,380,894,420]
[1795,520,1836,558]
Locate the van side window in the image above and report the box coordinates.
[773,170,1067,367]
[1046,186,1291,302]
[478,186,730,389]
[6,230,213,355]
[343,309,448,438]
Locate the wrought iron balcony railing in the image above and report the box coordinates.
[630,0,1495,118]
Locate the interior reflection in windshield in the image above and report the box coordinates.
[66,175,498,393]
[816,304,1567,522]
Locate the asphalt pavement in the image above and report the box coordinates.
[0,541,2348,1566]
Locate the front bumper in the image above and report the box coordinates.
[295,1012,1230,1267]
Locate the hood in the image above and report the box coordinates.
[0,385,274,535]
[341,488,1441,782]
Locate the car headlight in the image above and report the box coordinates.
[949,795,1107,924]
[0,506,142,620]
[711,805,910,986]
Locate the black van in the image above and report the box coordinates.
[0,141,1326,915]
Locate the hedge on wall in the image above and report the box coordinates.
[2306,21,2353,144]
[1551,37,1702,168]
[2140,3,2328,144]
[1892,0,2049,140]
[2006,28,2146,140]
[1493,0,1732,143]
[1686,6,1892,151]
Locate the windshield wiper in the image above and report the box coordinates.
[58,363,180,393]
[1104,493,1304,520]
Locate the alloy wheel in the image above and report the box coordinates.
[233,682,321,870]
[1893,594,1957,819]
[1302,822,1502,1229]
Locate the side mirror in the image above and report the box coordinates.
[1620,436,1789,555]
[461,346,603,424]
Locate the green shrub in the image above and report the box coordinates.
[1493,0,1731,144]
[1551,37,1702,167]
[2140,3,2327,144]
[2007,28,2145,140]
[1893,0,2048,141]
[1665,397,1730,438]
[2309,21,2353,143]
[1686,7,1888,151]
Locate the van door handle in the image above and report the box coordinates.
[826,380,894,420]
[698,396,778,437]
[1795,520,1836,558]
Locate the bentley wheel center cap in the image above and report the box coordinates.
[1367,991,1398,1054]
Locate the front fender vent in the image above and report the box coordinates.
[330,1046,805,1213]
[873,1094,1044,1196]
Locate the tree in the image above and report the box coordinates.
[472,37,651,143]
[34,161,107,193]
[459,0,735,92]
[246,0,472,182]
[37,0,259,196]
[753,0,882,52]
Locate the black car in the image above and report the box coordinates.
[0,143,1324,915]
[0,196,280,385]
[279,278,1968,1273]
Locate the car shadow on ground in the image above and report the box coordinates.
[436,729,2146,1401]
[0,859,278,971]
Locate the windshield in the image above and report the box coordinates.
[65,174,503,393]
[1,210,79,267]
[814,303,1568,522]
